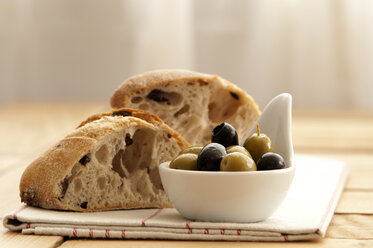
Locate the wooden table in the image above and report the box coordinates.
[1,102,372,247]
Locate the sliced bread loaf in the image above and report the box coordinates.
[111,70,261,146]
[20,108,190,211]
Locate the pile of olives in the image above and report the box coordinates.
[170,122,286,172]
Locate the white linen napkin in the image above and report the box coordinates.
[3,155,348,241]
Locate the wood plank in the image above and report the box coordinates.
[0,102,108,248]
[1,103,373,155]
[0,155,20,174]
[59,238,373,248]
[0,153,55,216]
[0,102,108,177]
[336,191,373,214]
[0,227,63,248]
[4,214,373,248]
[1,106,372,247]
[0,165,31,217]
[347,169,373,191]
[0,102,108,156]
[293,109,373,119]
[0,102,108,214]
[343,154,373,190]
[327,214,373,239]
[2,188,371,245]
[0,150,60,217]
[3,153,371,217]
[2,216,372,248]
[292,115,373,152]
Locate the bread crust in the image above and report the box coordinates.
[110,70,216,108]
[20,137,95,209]
[110,69,261,145]
[78,108,163,128]
[20,108,190,211]
[111,70,259,111]
[77,108,188,148]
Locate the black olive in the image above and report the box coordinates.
[112,110,132,117]
[230,91,239,100]
[197,143,227,171]
[125,134,133,146]
[257,152,286,170]
[59,176,70,200]
[79,201,88,209]
[146,89,171,105]
[211,122,239,148]
[79,155,90,165]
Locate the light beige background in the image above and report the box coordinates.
[1,0,373,109]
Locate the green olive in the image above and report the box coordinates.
[169,153,198,170]
[243,125,273,163]
[178,146,203,156]
[220,152,257,171]
[226,145,252,158]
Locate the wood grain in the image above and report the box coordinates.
[336,191,373,214]
[59,238,373,248]
[327,214,373,239]
[293,114,373,152]
[0,227,63,248]
[0,102,108,248]
[0,102,108,157]
[0,103,109,216]
[0,164,31,216]
[0,104,372,247]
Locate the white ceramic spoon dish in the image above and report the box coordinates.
[159,93,295,223]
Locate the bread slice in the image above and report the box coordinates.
[111,70,261,146]
[20,108,190,212]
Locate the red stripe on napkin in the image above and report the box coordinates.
[141,208,163,227]
[186,223,192,234]
[12,205,28,220]
[316,167,348,233]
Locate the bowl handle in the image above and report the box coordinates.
[240,93,294,167]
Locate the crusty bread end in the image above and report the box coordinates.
[20,108,190,211]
